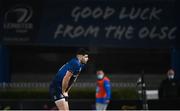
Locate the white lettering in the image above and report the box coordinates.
[54,24,100,39]
[71,6,162,21]
[168,27,177,40]
[139,27,149,39]
[159,27,168,39]
[81,7,91,19]
[105,26,134,40]
[3,23,33,29]
[114,26,126,40]
[149,26,158,39]
[73,26,84,38]
[92,7,103,19]
[84,25,99,37]
[63,25,74,38]
[150,7,162,20]
[71,6,115,21]
[129,7,141,20]
[71,6,81,22]
[103,7,115,19]
[105,26,116,38]
[119,7,128,20]
[54,24,64,38]
[140,8,149,20]
[125,26,134,39]
[119,7,162,21]
[139,26,177,40]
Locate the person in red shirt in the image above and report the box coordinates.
[96,70,111,111]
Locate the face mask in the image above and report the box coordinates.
[97,74,104,79]
[168,75,174,79]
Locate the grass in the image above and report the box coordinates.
[0,87,139,99]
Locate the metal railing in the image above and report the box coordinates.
[0,82,136,89]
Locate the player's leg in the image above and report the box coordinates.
[64,96,69,110]
[55,98,69,110]
[101,103,108,111]
[96,103,108,111]
[49,84,69,110]
[96,103,103,110]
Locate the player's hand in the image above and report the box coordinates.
[105,99,110,103]
[103,98,110,104]
[63,92,68,97]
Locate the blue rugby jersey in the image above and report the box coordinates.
[51,57,84,91]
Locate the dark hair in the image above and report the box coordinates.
[76,48,89,55]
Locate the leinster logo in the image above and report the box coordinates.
[4,5,33,23]
[3,4,33,34]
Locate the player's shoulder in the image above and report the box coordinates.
[104,76,110,81]
[69,57,81,66]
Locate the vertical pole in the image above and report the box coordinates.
[141,73,148,110]
[171,48,180,80]
[172,0,180,80]
[0,45,10,83]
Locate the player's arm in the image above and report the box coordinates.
[62,71,73,95]
[104,80,111,103]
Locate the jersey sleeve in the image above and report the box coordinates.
[104,80,111,99]
[68,59,81,75]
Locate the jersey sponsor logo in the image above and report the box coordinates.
[79,67,82,72]
[72,74,78,78]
